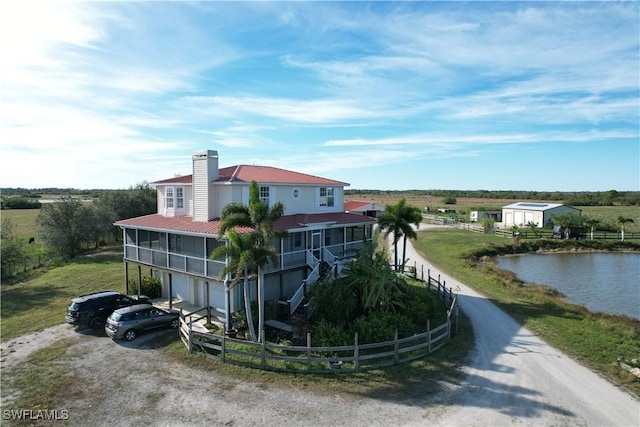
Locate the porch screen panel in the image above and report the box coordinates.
[126,229,136,245]
[186,257,205,275]
[182,236,205,258]
[169,254,186,271]
[138,247,152,264]
[206,260,225,278]
[152,250,167,267]
[125,246,137,260]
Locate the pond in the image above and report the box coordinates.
[497,252,640,320]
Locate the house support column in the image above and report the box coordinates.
[224,275,231,329]
[206,281,211,324]
[137,265,142,297]
[168,273,173,310]
[124,262,129,294]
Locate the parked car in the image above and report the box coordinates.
[66,291,152,329]
[105,305,180,341]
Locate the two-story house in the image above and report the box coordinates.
[115,149,376,329]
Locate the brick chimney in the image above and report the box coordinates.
[192,150,219,221]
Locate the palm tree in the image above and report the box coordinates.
[617,216,634,242]
[216,180,285,342]
[210,230,258,341]
[582,217,600,240]
[378,199,423,271]
[343,245,404,314]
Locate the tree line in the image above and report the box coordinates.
[345,189,640,206]
[1,183,156,280]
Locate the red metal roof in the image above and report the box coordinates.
[116,212,375,235]
[152,175,192,185]
[345,200,372,211]
[115,214,225,235]
[273,212,377,230]
[152,165,347,186]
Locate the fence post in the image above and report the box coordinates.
[427,319,431,353]
[188,320,193,354]
[261,330,266,369]
[394,330,399,364]
[221,327,226,363]
[306,332,312,371]
[354,332,359,372]
[455,298,460,336]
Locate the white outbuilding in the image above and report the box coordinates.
[501,202,581,228]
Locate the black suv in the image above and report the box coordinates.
[65,291,152,329]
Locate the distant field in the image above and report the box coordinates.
[345,193,640,232]
[3,195,639,237]
[2,209,41,239]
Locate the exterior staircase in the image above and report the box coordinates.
[285,249,339,318]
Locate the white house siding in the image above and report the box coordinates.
[192,278,226,311]
[213,185,236,219]
[185,186,194,217]
[157,187,166,214]
[169,274,190,301]
[192,151,218,221]
[263,269,306,302]
[281,185,321,215]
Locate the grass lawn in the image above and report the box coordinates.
[0,246,125,341]
[414,228,640,396]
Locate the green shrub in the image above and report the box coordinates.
[308,277,357,326]
[129,275,162,298]
[312,319,351,347]
[350,312,414,344]
[402,290,434,325]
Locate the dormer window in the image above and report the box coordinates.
[166,187,174,209]
[319,187,334,207]
[165,186,184,211]
[176,187,184,209]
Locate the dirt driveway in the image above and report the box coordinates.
[2,230,639,426]
[2,324,441,427]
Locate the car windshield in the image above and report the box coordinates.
[70,302,82,310]
[111,312,124,322]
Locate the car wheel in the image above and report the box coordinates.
[89,316,103,329]
[124,329,137,341]
[170,318,179,329]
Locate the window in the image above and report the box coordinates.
[260,186,270,205]
[165,187,174,208]
[292,188,300,199]
[176,187,184,209]
[165,186,184,210]
[319,187,334,207]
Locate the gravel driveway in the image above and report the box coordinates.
[1,228,639,426]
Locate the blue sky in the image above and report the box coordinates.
[1,1,638,191]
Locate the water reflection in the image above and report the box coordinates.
[498,253,640,320]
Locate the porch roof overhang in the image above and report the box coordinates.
[274,212,376,232]
[115,212,376,236]
[115,214,226,237]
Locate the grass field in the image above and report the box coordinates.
[1,209,41,239]
[346,193,640,232]
[0,245,125,341]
